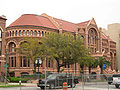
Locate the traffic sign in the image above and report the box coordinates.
[103,64,106,70]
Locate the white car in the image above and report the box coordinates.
[113,74,120,88]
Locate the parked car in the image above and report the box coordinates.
[113,74,120,88]
[37,73,79,89]
[107,77,113,84]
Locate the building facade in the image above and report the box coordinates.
[103,23,120,70]
[0,13,117,77]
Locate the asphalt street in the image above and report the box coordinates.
[0,84,120,90]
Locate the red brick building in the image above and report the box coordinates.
[0,13,117,77]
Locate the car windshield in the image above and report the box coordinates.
[47,74,57,79]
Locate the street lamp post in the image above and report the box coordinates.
[35,58,42,80]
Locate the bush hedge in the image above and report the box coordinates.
[7,77,29,83]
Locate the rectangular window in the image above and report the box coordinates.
[20,56,22,67]
[28,59,30,67]
[9,57,10,67]
[68,62,70,68]
[11,57,14,67]
[15,57,16,67]
[48,60,50,67]
[23,56,27,67]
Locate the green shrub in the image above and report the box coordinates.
[7,77,29,83]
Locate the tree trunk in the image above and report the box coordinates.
[80,65,84,74]
[56,58,60,73]
[100,65,103,74]
[89,67,91,74]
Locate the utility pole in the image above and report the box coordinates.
[45,57,47,90]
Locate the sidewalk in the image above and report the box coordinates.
[8,83,37,87]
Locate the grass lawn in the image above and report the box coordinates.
[0,85,24,88]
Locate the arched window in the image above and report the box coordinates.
[90,30,94,44]
[0,30,2,38]
[45,32,46,36]
[31,30,33,36]
[21,72,29,76]
[12,43,15,52]
[80,35,84,39]
[91,37,93,44]
[27,30,29,35]
[23,30,25,36]
[110,52,113,61]
[10,31,11,36]
[19,30,21,36]
[88,28,98,53]
[41,31,44,36]
[15,31,18,36]
[34,31,37,36]
[38,31,40,36]
[12,31,14,36]
[8,42,16,52]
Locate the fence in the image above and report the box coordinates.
[3,73,117,90]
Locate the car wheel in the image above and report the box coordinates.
[49,84,55,89]
[70,82,76,88]
[108,82,112,85]
[40,86,45,89]
[115,84,119,88]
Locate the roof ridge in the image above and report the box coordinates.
[77,20,90,24]
[53,17,76,25]
[41,13,61,29]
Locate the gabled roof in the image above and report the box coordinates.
[101,31,114,42]
[53,17,77,32]
[8,13,90,32]
[77,20,90,28]
[8,14,57,29]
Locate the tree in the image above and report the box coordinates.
[94,57,112,74]
[77,54,95,74]
[17,37,43,72]
[40,33,91,73]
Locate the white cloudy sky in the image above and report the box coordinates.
[0,0,120,29]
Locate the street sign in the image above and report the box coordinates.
[103,64,106,70]
[3,64,8,68]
